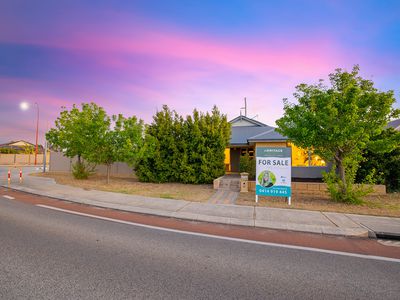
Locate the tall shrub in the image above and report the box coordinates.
[136,105,231,184]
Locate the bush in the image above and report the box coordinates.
[323,169,372,204]
[135,105,231,184]
[239,153,256,179]
[72,161,94,179]
[356,134,400,192]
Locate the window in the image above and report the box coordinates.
[290,144,325,167]
[240,147,254,158]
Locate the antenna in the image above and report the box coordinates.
[240,97,247,117]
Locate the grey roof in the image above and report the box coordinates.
[247,128,287,142]
[230,126,287,145]
[229,115,267,127]
[387,119,400,131]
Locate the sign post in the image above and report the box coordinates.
[255,147,292,205]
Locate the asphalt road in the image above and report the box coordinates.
[1,198,400,299]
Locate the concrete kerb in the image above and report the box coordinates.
[0,182,376,239]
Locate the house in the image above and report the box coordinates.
[387,118,400,131]
[225,116,329,180]
[0,140,43,153]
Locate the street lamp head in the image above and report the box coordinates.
[20,101,29,111]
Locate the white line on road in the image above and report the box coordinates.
[3,195,15,199]
[36,204,400,263]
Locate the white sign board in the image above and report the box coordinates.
[256,147,292,198]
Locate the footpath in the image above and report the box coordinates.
[1,169,400,239]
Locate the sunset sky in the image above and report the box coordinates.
[0,0,399,144]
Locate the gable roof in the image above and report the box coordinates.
[247,128,287,142]
[229,115,267,127]
[0,140,35,148]
[229,116,287,145]
[387,119,400,131]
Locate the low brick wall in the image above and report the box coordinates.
[247,181,386,196]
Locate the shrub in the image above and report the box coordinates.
[356,129,400,192]
[0,148,18,154]
[136,105,231,184]
[323,169,372,204]
[72,161,94,179]
[239,153,256,179]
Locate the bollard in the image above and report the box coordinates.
[19,169,23,182]
[8,169,11,183]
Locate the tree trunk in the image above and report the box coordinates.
[335,154,347,194]
[107,164,110,184]
[77,154,81,164]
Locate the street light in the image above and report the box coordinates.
[20,101,40,165]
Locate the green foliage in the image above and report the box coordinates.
[22,145,35,154]
[91,114,145,183]
[72,161,94,179]
[136,105,231,184]
[46,103,111,164]
[47,103,144,182]
[323,168,371,204]
[239,153,256,179]
[277,65,398,203]
[356,128,400,192]
[0,146,35,154]
[0,148,18,154]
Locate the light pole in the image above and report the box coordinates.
[34,102,39,165]
[20,101,40,165]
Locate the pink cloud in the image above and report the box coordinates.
[0,9,346,79]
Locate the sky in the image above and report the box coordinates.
[0,0,399,144]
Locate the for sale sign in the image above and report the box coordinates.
[256,147,291,197]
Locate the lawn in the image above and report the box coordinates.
[33,172,214,202]
[237,192,400,217]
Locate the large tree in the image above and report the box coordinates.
[47,103,144,181]
[90,114,145,183]
[276,66,398,202]
[46,103,111,178]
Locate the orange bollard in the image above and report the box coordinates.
[19,169,23,182]
[8,169,11,183]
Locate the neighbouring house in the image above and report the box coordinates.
[224,116,330,180]
[0,140,43,153]
[387,118,400,131]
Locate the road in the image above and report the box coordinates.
[1,195,400,299]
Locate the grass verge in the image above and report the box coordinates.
[237,192,400,217]
[32,172,214,202]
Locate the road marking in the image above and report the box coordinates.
[3,195,15,200]
[36,204,400,263]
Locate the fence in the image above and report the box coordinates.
[49,151,133,176]
[0,153,50,165]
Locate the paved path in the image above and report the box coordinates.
[208,190,239,204]
[1,167,400,238]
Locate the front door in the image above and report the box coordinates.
[230,148,241,172]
